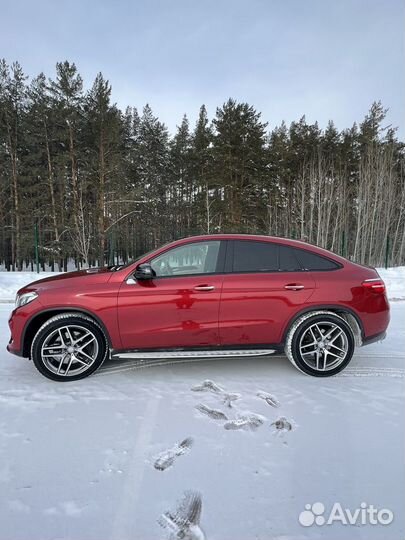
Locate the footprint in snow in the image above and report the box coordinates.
[191,379,223,393]
[222,392,241,408]
[224,413,266,432]
[257,391,280,408]
[154,437,194,471]
[271,416,293,434]
[195,403,228,421]
[192,380,241,408]
[158,490,205,540]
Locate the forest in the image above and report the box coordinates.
[0,59,404,271]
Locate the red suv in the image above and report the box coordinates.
[7,234,389,381]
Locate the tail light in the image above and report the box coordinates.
[362,278,386,294]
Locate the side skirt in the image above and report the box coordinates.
[111,348,278,360]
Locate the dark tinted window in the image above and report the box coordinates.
[279,246,302,271]
[233,241,278,272]
[294,248,339,270]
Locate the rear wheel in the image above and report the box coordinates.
[285,311,355,376]
[31,313,108,381]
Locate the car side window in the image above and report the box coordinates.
[232,241,278,272]
[293,248,340,270]
[279,245,303,271]
[150,241,221,277]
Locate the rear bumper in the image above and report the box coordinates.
[362,330,387,346]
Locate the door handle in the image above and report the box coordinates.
[284,284,305,290]
[194,285,215,291]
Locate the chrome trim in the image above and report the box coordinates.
[114,349,276,360]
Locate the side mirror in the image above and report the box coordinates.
[134,263,154,280]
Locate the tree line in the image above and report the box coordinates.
[0,59,404,271]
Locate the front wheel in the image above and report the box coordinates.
[285,311,355,376]
[31,313,108,381]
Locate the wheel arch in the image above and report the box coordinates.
[21,308,113,358]
[281,305,364,346]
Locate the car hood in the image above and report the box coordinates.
[17,267,113,294]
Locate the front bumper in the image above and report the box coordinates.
[7,309,23,356]
[6,303,37,358]
[6,340,23,357]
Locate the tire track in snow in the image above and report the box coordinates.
[96,356,224,376]
[97,357,405,378]
[110,396,160,540]
[336,367,405,378]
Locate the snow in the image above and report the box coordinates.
[0,272,58,303]
[0,259,79,273]
[377,266,405,301]
[0,270,404,539]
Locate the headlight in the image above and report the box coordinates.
[15,292,38,309]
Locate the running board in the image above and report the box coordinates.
[113,349,276,360]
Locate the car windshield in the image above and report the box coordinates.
[109,247,161,271]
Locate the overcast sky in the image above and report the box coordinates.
[1,0,404,137]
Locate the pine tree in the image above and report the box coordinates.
[0,60,28,269]
[192,105,214,232]
[169,115,193,237]
[267,121,290,235]
[49,61,84,264]
[137,104,170,247]
[212,99,268,232]
[28,73,62,268]
[84,73,122,265]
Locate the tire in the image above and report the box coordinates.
[31,313,109,381]
[284,311,355,377]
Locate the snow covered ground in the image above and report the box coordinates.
[0,269,404,540]
[0,271,59,302]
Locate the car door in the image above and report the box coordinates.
[117,240,225,350]
[218,240,316,346]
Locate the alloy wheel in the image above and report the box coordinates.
[40,324,99,377]
[298,321,349,372]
